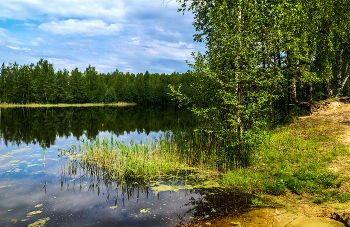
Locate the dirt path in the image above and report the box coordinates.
[308,98,350,145]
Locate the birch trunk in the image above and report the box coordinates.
[291,61,314,112]
[323,67,333,99]
[336,45,344,97]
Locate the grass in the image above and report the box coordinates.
[0,102,136,108]
[222,119,350,203]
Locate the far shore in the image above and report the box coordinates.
[0,102,137,108]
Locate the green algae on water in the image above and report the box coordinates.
[26,210,42,218]
[150,184,193,195]
[28,217,50,227]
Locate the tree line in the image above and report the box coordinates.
[0,59,192,104]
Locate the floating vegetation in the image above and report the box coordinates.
[110,206,118,209]
[34,204,43,208]
[140,208,151,213]
[6,168,22,173]
[12,147,32,153]
[0,185,12,189]
[26,210,43,218]
[150,184,193,195]
[28,217,50,227]
[1,154,14,159]
[38,158,57,161]
[28,164,40,167]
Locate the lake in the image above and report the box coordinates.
[0,105,254,227]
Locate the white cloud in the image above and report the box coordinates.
[38,19,122,36]
[131,37,140,45]
[123,67,134,72]
[31,41,38,46]
[24,22,36,27]
[154,26,182,38]
[9,39,23,45]
[0,28,24,45]
[7,46,31,50]
[0,28,8,37]
[129,39,194,61]
[37,37,43,42]
[146,42,193,60]
[46,58,79,71]
[0,0,125,22]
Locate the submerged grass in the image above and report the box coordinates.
[0,102,136,108]
[222,119,350,203]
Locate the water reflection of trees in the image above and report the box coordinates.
[0,104,196,147]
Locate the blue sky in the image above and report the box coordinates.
[0,0,205,74]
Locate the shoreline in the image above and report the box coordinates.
[0,102,137,108]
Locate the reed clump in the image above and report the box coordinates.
[62,133,194,182]
[60,130,232,187]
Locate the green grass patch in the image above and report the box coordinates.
[222,119,350,202]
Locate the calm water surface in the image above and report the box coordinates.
[0,105,209,227]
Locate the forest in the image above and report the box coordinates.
[0,60,192,104]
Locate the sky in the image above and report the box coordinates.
[0,0,206,74]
